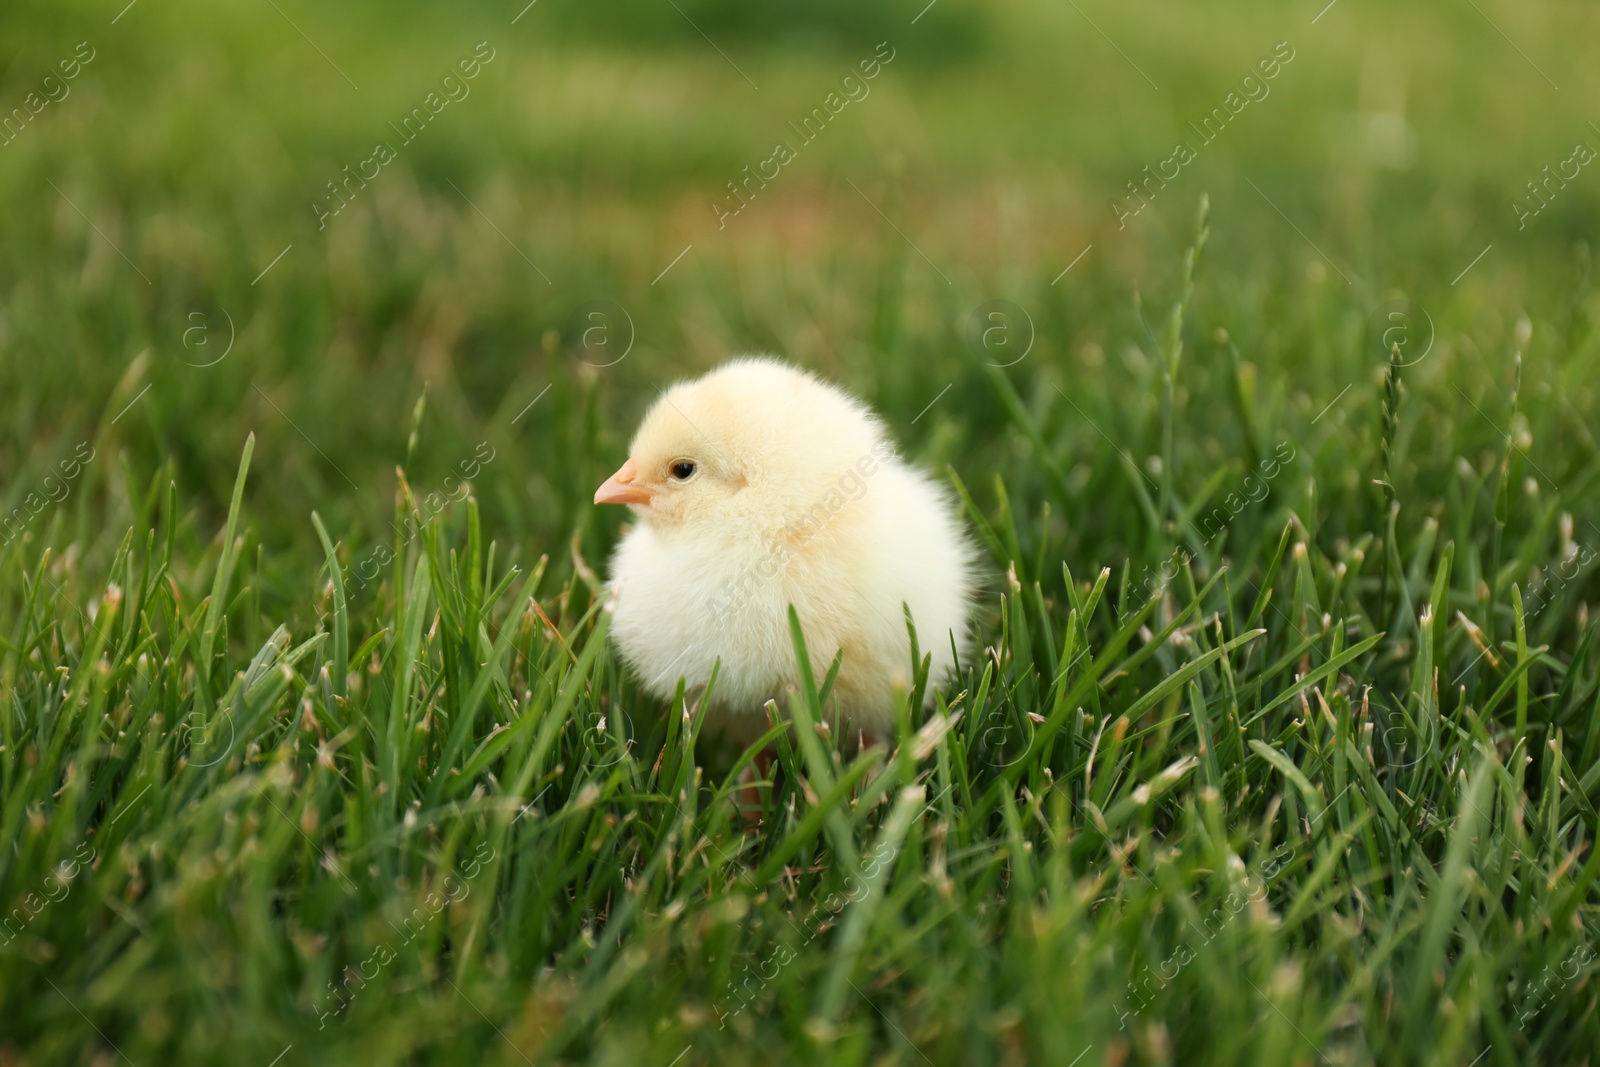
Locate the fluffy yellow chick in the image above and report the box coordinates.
[595,357,975,744]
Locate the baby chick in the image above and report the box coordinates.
[595,357,975,744]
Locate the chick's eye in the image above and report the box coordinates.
[669,460,697,481]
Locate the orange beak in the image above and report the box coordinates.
[594,458,654,507]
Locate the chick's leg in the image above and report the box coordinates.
[734,748,776,829]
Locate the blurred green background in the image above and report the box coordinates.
[3,0,1596,582]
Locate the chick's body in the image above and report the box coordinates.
[598,358,973,742]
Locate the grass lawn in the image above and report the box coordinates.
[2,0,1599,1063]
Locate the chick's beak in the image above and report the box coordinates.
[594,459,655,507]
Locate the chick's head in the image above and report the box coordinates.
[595,357,886,539]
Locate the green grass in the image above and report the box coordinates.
[3,0,1600,1063]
